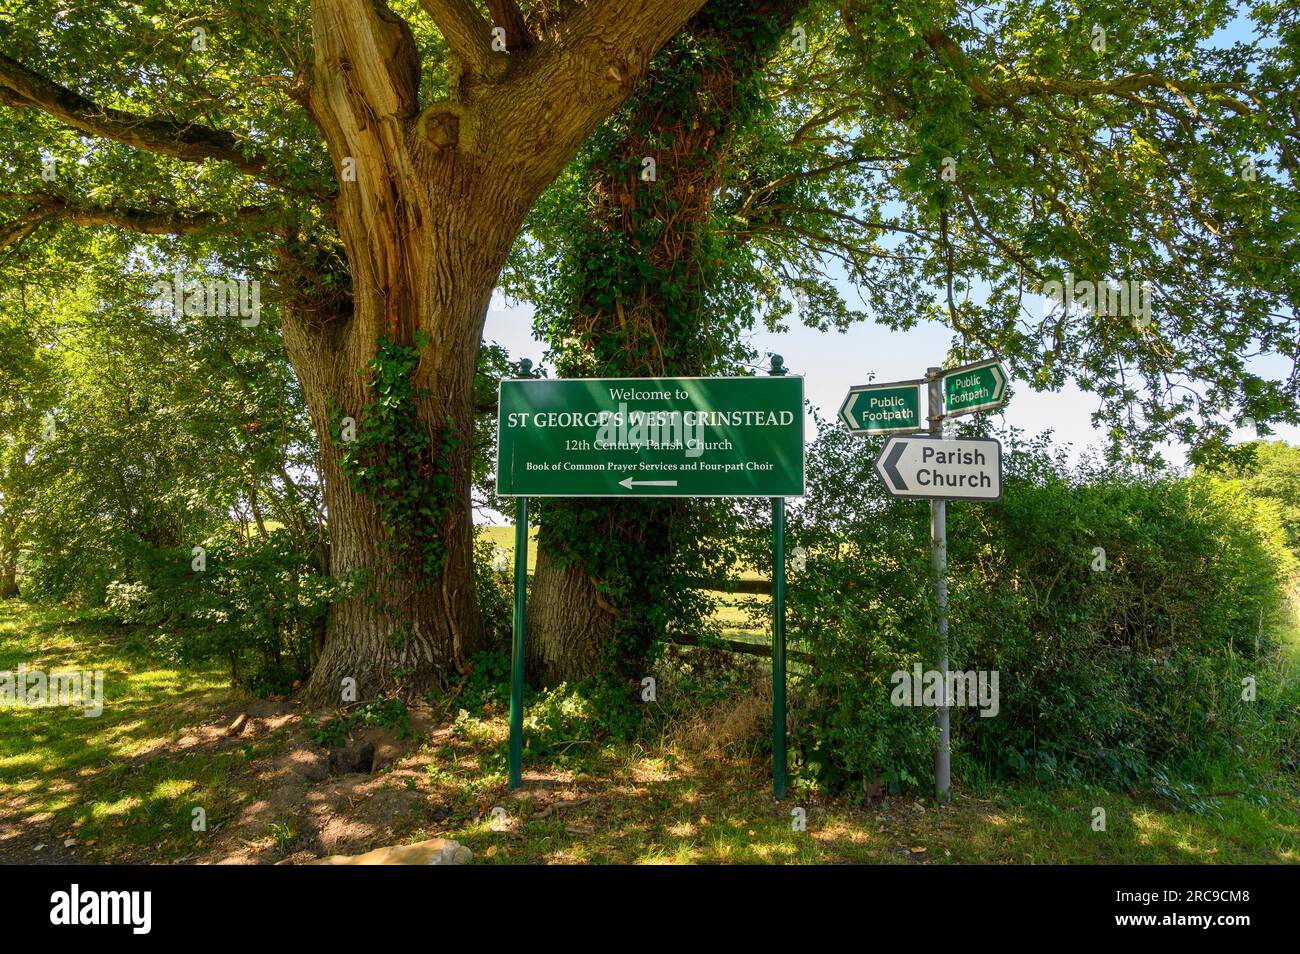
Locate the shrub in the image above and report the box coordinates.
[100,527,346,693]
[472,530,514,651]
[104,580,155,624]
[779,419,1297,797]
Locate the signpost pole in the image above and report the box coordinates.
[772,495,787,801]
[768,354,788,801]
[926,368,951,803]
[508,496,528,790]
[497,368,806,788]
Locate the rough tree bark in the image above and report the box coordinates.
[527,545,612,683]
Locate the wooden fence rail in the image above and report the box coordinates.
[667,632,814,665]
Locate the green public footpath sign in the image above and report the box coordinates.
[496,376,805,497]
[839,381,922,434]
[943,360,1007,416]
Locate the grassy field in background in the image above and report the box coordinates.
[477,525,540,572]
[2,599,1297,864]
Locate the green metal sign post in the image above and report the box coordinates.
[499,361,803,797]
[926,368,951,803]
[767,358,789,801]
[771,495,787,800]
[507,496,528,789]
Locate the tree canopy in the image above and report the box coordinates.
[1,0,1297,698]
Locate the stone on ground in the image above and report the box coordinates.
[307,838,472,865]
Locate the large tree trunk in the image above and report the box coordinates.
[527,546,614,684]
[529,500,681,686]
[0,548,17,599]
[287,0,708,705]
[285,289,489,703]
[288,0,508,703]
[528,0,798,684]
[528,501,681,686]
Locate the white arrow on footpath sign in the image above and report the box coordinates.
[840,391,860,429]
[874,435,1003,501]
[618,477,679,490]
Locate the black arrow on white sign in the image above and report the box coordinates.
[874,435,1003,501]
[880,439,907,489]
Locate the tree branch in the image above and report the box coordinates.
[482,0,710,199]
[0,194,269,250]
[418,0,500,77]
[0,53,296,191]
[0,207,52,251]
[989,73,1256,116]
[921,32,1262,118]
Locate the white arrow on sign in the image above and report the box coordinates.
[839,391,861,430]
[874,436,1002,501]
[618,477,679,490]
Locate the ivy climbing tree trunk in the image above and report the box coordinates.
[283,287,489,701]
[529,0,800,686]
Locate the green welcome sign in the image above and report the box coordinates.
[496,376,805,497]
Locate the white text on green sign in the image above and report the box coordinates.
[496,377,805,497]
[839,382,922,435]
[943,361,1007,416]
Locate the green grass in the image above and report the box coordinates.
[2,597,1297,864]
[0,601,259,861]
[572,788,1292,864]
[476,525,540,572]
[424,706,1300,864]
